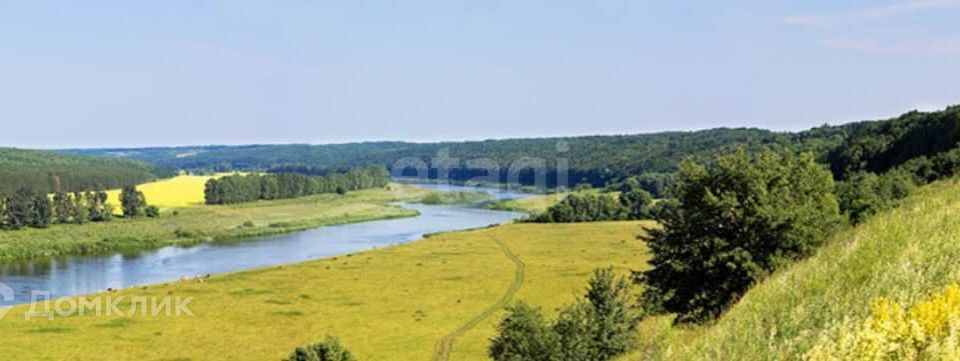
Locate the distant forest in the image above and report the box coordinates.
[0,148,174,194]
[63,105,960,191]
[204,165,390,204]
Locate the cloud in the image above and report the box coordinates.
[783,1,960,57]
[783,0,960,27]
[822,36,960,56]
[861,0,960,18]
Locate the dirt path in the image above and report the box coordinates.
[432,234,525,361]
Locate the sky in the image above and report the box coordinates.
[1,1,959,148]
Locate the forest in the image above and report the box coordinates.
[0,147,173,194]
[65,128,825,189]
[204,165,390,204]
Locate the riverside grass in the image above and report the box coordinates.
[621,177,960,360]
[0,221,650,361]
[0,182,431,261]
[487,193,566,214]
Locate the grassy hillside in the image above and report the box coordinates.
[0,147,171,194]
[0,221,650,361]
[0,182,429,261]
[626,177,960,360]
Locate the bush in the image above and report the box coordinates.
[489,302,561,361]
[491,269,638,361]
[286,336,355,361]
[144,206,160,218]
[806,283,960,360]
[640,149,843,323]
[583,268,638,357]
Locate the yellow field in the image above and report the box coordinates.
[0,221,651,361]
[104,173,235,209]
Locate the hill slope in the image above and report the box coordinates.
[0,148,171,194]
[631,177,960,359]
[63,106,960,188]
[65,128,839,187]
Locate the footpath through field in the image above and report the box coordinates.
[432,234,526,361]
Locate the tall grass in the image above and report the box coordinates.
[628,178,960,359]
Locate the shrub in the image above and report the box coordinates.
[144,206,160,218]
[286,336,355,361]
[489,302,560,361]
[491,269,638,361]
[583,268,638,357]
[640,149,843,323]
[805,284,960,360]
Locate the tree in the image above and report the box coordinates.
[120,185,146,217]
[70,191,89,224]
[583,268,637,358]
[489,302,561,361]
[53,192,71,224]
[31,192,52,228]
[639,149,842,323]
[87,190,112,222]
[0,194,8,229]
[7,187,36,230]
[553,303,599,361]
[619,187,653,220]
[286,336,355,361]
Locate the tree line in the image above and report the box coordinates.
[531,178,664,223]
[0,185,157,231]
[204,165,390,205]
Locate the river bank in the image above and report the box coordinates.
[0,221,650,361]
[0,183,432,262]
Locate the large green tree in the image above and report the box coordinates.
[640,149,842,323]
[120,185,146,217]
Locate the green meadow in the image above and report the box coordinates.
[0,221,650,361]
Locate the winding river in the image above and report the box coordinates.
[0,184,527,305]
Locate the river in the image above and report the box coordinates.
[0,183,528,305]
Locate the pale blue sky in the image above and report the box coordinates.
[1,1,959,148]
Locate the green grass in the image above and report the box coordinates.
[0,183,431,261]
[486,193,566,214]
[415,190,494,205]
[622,177,960,360]
[0,221,650,361]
